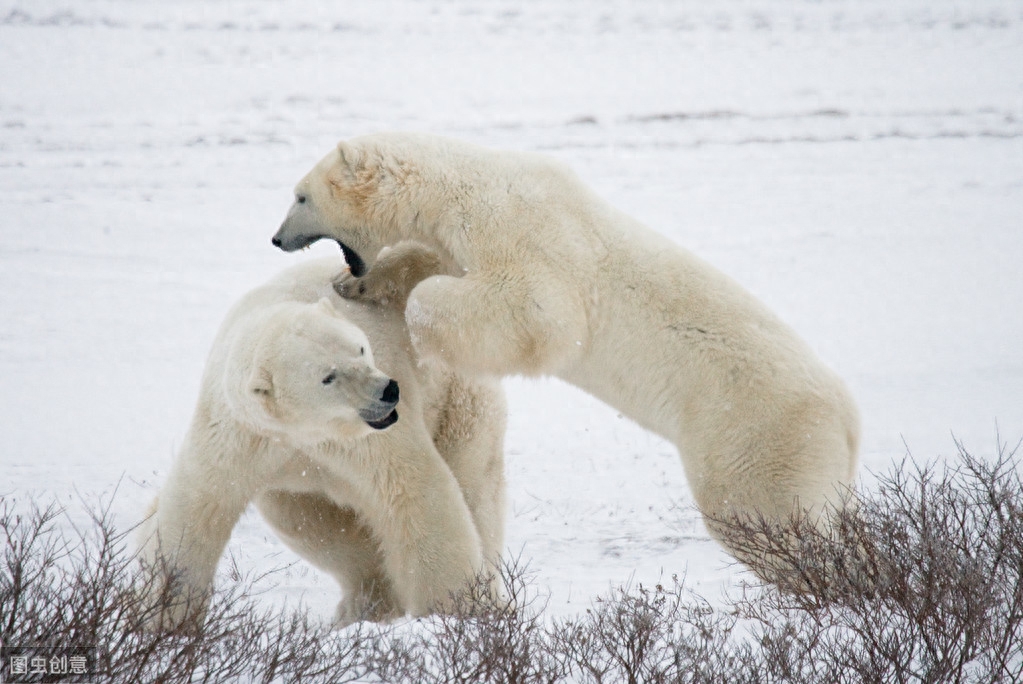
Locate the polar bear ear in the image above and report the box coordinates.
[246,366,282,419]
[247,366,276,411]
[244,357,282,421]
[336,141,362,172]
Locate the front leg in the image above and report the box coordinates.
[406,271,589,377]
[136,431,261,631]
[351,429,487,617]
[137,484,248,631]
[431,374,507,584]
[334,241,455,310]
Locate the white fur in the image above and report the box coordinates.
[138,257,506,628]
[274,133,861,576]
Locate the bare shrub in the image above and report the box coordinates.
[714,438,1023,683]
[0,495,370,683]
[554,577,750,684]
[370,554,567,684]
[2,438,1019,683]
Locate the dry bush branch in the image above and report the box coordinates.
[716,438,1023,683]
[0,496,371,683]
[1,438,1019,683]
[372,553,567,684]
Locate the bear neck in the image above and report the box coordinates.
[388,178,489,269]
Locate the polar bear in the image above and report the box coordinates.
[272,132,861,580]
[138,257,506,629]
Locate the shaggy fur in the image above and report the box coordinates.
[139,257,506,628]
[273,132,860,577]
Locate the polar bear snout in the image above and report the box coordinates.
[274,187,371,276]
[273,195,330,252]
[270,229,323,253]
[381,378,399,404]
[358,378,400,430]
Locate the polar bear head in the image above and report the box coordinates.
[229,298,399,443]
[272,133,454,277]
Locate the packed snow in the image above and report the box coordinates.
[2,0,1021,621]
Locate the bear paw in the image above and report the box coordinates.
[333,268,401,308]
[333,242,450,310]
[333,592,401,628]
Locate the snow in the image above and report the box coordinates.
[2,0,1021,621]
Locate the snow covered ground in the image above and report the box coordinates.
[2,0,1021,621]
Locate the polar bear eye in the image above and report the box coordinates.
[322,371,337,386]
[296,194,307,204]
[360,346,365,356]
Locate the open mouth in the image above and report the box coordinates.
[271,234,367,277]
[363,408,398,430]
[337,242,367,277]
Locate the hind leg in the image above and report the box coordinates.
[690,429,858,590]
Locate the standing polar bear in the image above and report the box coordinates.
[139,257,506,628]
[272,132,860,579]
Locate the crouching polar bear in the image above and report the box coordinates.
[272,132,861,579]
[138,257,506,628]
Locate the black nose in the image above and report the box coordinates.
[271,236,282,247]
[381,379,399,404]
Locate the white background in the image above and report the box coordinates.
[1,0,1021,619]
